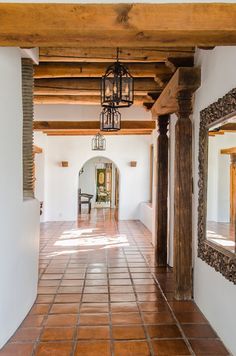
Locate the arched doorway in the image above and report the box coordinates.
[78,156,119,220]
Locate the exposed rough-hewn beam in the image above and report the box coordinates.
[151,67,201,116]
[34,120,156,131]
[34,95,150,105]
[143,102,154,111]
[165,57,194,72]
[42,129,153,136]
[34,78,159,94]
[39,47,195,63]
[1,4,236,47]
[34,62,172,79]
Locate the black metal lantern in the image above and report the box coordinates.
[101,49,134,108]
[91,133,106,151]
[100,106,121,132]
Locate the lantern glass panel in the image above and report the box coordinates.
[92,133,106,151]
[100,107,121,132]
[101,62,133,108]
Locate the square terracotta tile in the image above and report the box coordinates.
[147,324,181,338]
[152,339,191,355]
[79,313,109,325]
[30,304,50,315]
[40,327,75,341]
[36,294,54,303]
[46,314,78,326]
[110,293,136,302]
[112,312,142,325]
[54,294,81,303]
[77,326,110,339]
[41,274,63,280]
[175,311,208,324]
[50,303,80,314]
[57,286,83,294]
[110,286,134,293]
[110,302,139,313]
[189,339,229,355]
[114,341,150,356]
[142,311,175,324]
[139,302,168,312]
[75,341,111,356]
[109,279,132,286]
[82,294,109,303]
[84,286,108,294]
[22,315,46,327]
[11,327,42,342]
[80,303,109,314]
[182,324,217,338]
[112,325,146,339]
[85,279,108,286]
[35,342,73,356]
[0,343,34,356]
[60,279,84,286]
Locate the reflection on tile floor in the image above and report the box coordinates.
[0,209,230,355]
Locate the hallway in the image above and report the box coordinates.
[0,210,229,356]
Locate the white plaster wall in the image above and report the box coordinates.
[0,48,40,348]
[139,202,153,232]
[193,47,236,356]
[34,132,151,221]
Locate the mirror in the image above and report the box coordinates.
[198,88,236,284]
[207,117,236,254]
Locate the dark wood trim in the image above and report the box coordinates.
[156,114,169,266]
[174,91,193,300]
[34,120,156,131]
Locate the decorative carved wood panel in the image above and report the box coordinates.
[198,88,236,284]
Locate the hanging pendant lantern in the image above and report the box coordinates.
[92,133,106,151]
[100,106,121,132]
[101,48,134,108]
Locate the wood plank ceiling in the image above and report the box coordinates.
[2,3,233,135]
[34,47,194,135]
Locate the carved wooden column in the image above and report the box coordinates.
[156,114,170,266]
[174,90,193,300]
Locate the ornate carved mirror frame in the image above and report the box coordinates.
[198,88,236,284]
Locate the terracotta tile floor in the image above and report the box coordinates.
[0,209,230,355]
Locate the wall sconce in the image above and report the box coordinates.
[61,161,69,167]
[130,161,137,167]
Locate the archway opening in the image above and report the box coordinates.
[78,156,119,220]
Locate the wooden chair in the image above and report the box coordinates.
[78,188,93,214]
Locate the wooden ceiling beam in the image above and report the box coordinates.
[1,4,236,47]
[34,120,156,131]
[34,78,160,95]
[151,67,201,116]
[42,129,153,136]
[39,47,195,63]
[165,57,194,73]
[34,95,151,105]
[34,62,172,79]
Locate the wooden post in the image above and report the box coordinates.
[156,114,170,266]
[174,90,193,300]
